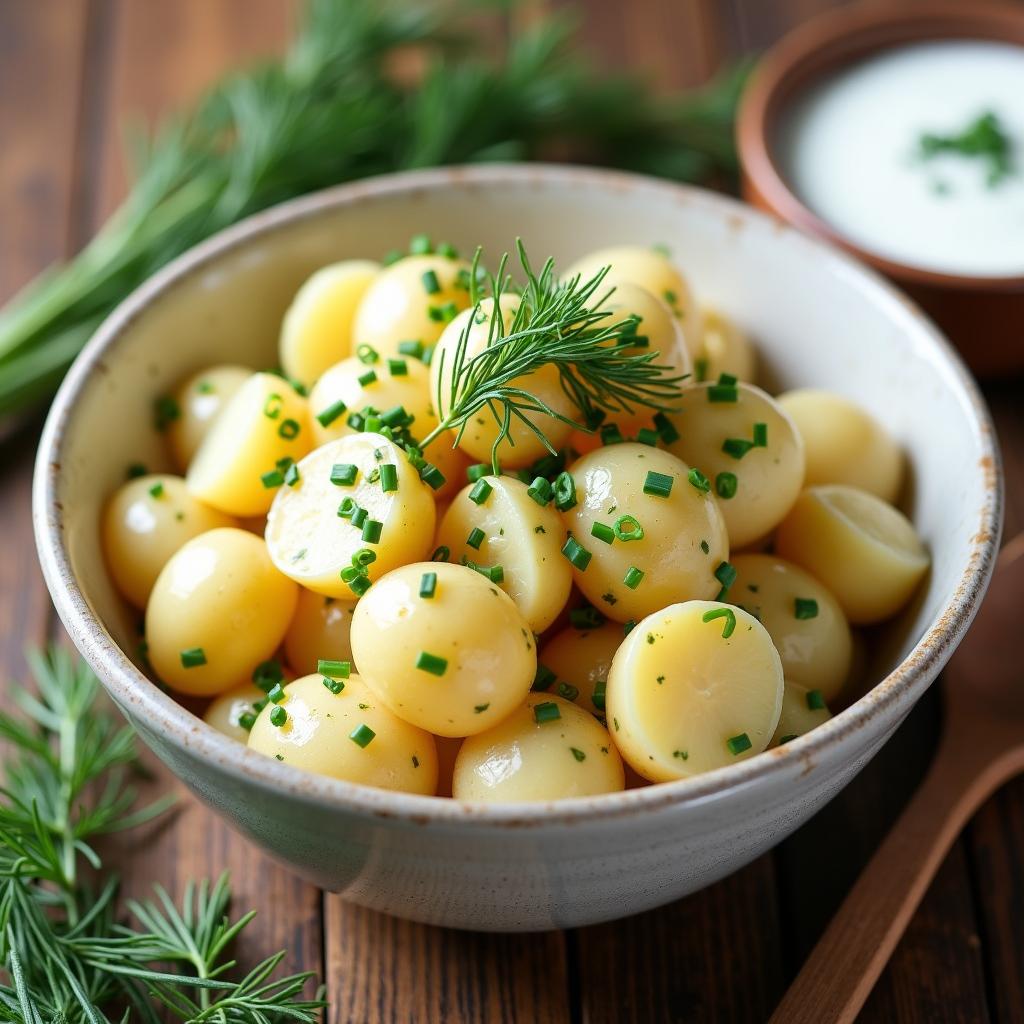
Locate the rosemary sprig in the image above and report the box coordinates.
[0,0,748,425]
[0,649,324,1022]
[422,241,686,470]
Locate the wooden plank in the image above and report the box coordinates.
[575,859,784,1023]
[325,901,571,1024]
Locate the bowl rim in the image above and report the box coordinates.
[736,1,1024,292]
[33,162,1003,828]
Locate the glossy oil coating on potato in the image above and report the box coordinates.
[730,553,851,702]
[775,485,929,625]
[538,622,623,715]
[145,527,298,697]
[265,434,436,598]
[203,681,268,743]
[102,475,235,608]
[769,681,833,748]
[777,388,904,504]
[186,373,311,517]
[607,600,783,781]
[452,694,624,802]
[279,260,379,387]
[351,254,472,359]
[350,562,536,737]
[665,381,804,549]
[247,674,437,795]
[167,365,252,472]
[561,444,728,622]
[283,587,356,676]
[430,296,576,467]
[694,309,756,384]
[435,475,571,632]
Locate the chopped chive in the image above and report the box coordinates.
[702,606,737,639]
[714,561,737,597]
[379,464,398,492]
[753,422,768,447]
[718,373,738,386]
[700,540,710,554]
[318,659,351,678]
[673,749,689,760]
[270,706,288,728]
[316,399,348,428]
[252,660,284,690]
[727,732,752,755]
[778,734,798,745]
[421,269,441,294]
[362,519,383,543]
[437,241,458,259]
[527,476,553,506]
[179,647,206,668]
[795,598,819,620]
[419,572,438,598]
[267,683,286,704]
[357,369,377,388]
[708,382,738,402]
[337,497,357,518]
[557,682,580,702]
[687,468,710,493]
[409,233,432,254]
[381,405,409,428]
[591,521,615,544]
[553,472,577,511]
[623,620,637,635]
[467,464,489,483]
[715,472,738,499]
[363,414,383,433]
[349,723,376,748]
[533,665,557,691]
[469,479,493,505]
[474,703,490,713]
[431,545,450,562]
[351,505,368,528]
[592,680,607,711]
[340,566,360,583]
[533,701,561,724]
[419,463,446,490]
[348,574,372,597]
[636,427,660,447]
[467,527,485,550]
[154,395,180,431]
[278,418,300,440]
[694,358,709,382]
[331,463,358,486]
[356,343,378,365]
[388,358,408,376]
[322,677,345,694]
[561,536,592,571]
[428,301,458,323]
[600,423,625,446]
[465,559,504,583]
[398,339,425,359]
[643,470,673,497]
[569,606,605,629]
[238,712,257,731]
[570,747,587,762]
[346,412,365,431]
[126,463,147,479]
[654,412,680,444]
[623,566,645,590]
[263,393,283,419]
[613,515,644,542]
[416,651,448,676]
[148,481,165,499]
[806,689,827,711]
[353,548,377,567]
[722,438,754,459]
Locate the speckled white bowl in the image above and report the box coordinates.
[34,165,1002,931]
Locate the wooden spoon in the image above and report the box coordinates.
[771,533,1023,1024]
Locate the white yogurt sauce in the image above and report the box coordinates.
[778,41,1024,277]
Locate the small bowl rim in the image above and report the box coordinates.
[736,0,1024,292]
[34,162,1003,828]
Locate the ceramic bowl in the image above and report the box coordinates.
[34,165,1002,932]
[736,2,1024,377]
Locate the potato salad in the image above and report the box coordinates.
[103,237,928,803]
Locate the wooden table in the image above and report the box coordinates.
[2,2,1022,1021]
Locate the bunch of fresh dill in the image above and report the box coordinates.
[0,0,747,424]
[0,648,323,1023]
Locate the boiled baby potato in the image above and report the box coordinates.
[598,281,691,376]
[203,681,267,743]
[187,373,310,517]
[770,681,833,747]
[694,309,756,384]
[283,587,355,676]
[350,562,536,737]
[279,259,379,388]
[102,474,234,608]
[730,553,851,702]
[560,444,728,623]
[434,475,571,632]
[665,381,804,549]
[607,600,783,781]
[452,694,624,802]
[431,295,576,468]
[166,365,251,471]
[307,351,465,498]
[775,485,929,625]
[537,622,623,716]
[247,673,438,795]
[563,245,699,351]
[776,388,904,504]
[265,434,436,599]
[145,527,298,697]
[351,254,472,360]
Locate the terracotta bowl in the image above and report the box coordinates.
[737,2,1024,377]
[34,165,1001,931]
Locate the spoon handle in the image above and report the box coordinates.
[770,738,1024,1024]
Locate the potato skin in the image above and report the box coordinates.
[538,622,623,715]
[167,365,252,472]
[283,587,356,677]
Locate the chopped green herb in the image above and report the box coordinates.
[357,369,377,388]
[553,471,577,511]
[570,606,605,629]
[331,462,358,487]
[778,734,798,745]
[409,233,432,255]
[270,706,288,728]
[356,343,379,365]
[687,468,710,493]
[179,647,206,669]
[469,479,493,505]
[557,682,580,702]
[806,689,827,711]
[398,339,425,359]
[722,437,754,459]
[318,659,351,679]
[753,422,768,447]
[561,536,592,571]
[643,470,673,497]
[379,464,398,492]
[252,660,284,690]
[267,683,286,704]
[467,527,485,550]
[361,519,383,543]
[700,540,710,554]
[263,393,283,419]
[673,749,689,760]
[600,423,625,446]
[702,606,737,639]
[636,427,660,446]
[148,481,165,499]
[126,463,147,479]
[238,711,257,731]
[591,521,615,545]
[533,665,556,691]
[570,747,587,762]
[474,703,490,713]
[419,463,446,490]
[727,732,752,755]
[416,651,448,676]
[421,269,441,294]
[795,598,819,620]
[613,515,644,541]
[527,476,553,506]
[714,560,737,598]
[278,418,301,440]
[623,566,645,590]
[592,680,607,711]
[533,701,561,724]
[349,723,376,748]
[654,412,680,444]
[317,399,348,428]
[715,472,738,499]
[431,545,450,562]
[347,574,372,597]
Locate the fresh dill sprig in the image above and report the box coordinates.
[0,649,324,1023]
[422,241,686,471]
[918,110,1015,188]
